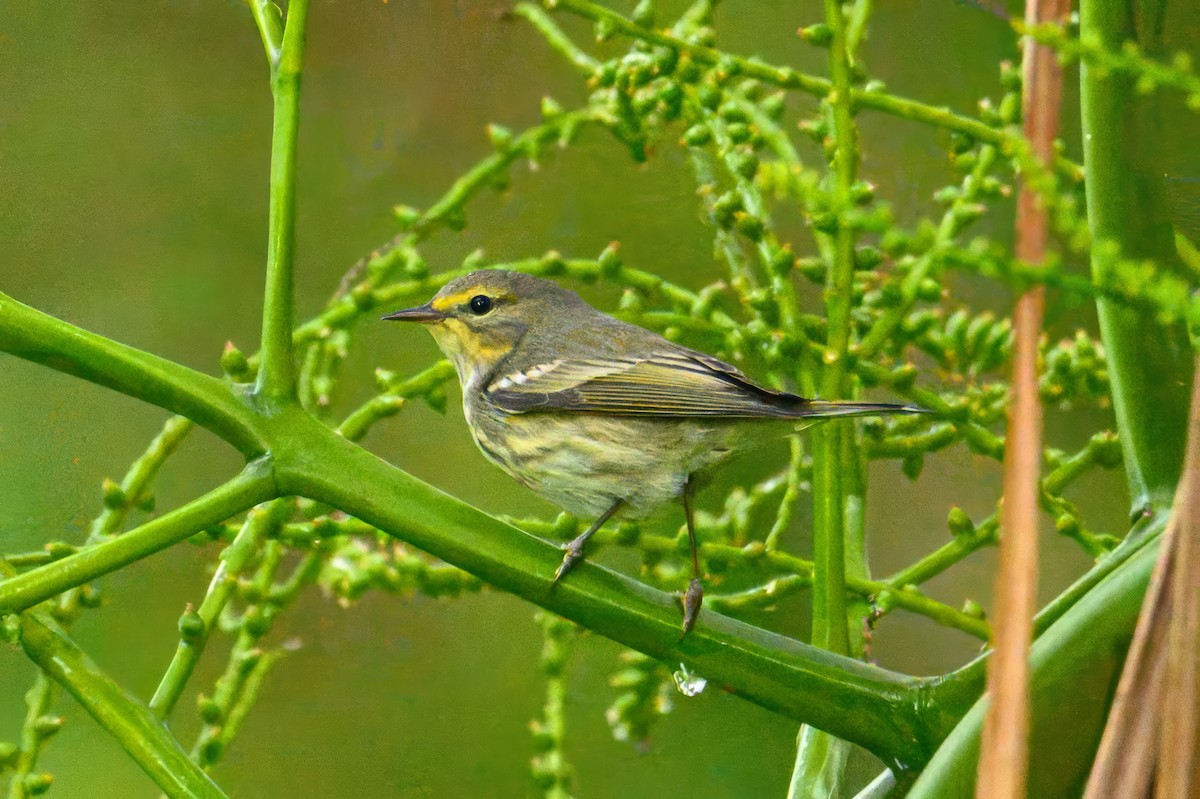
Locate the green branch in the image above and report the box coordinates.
[794,2,866,793]
[272,418,943,769]
[252,0,308,404]
[1079,0,1193,514]
[0,465,275,616]
[912,514,1169,797]
[1,559,226,799]
[0,291,266,457]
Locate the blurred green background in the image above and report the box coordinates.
[0,2,1143,797]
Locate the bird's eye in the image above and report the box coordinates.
[468,295,493,315]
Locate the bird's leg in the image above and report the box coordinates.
[553,499,624,583]
[681,476,703,633]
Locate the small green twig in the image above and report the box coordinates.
[2,556,226,799]
[254,0,309,404]
[545,0,1084,180]
[5,673,57,799]
[149,498,291,720]
[0,464,275,616]
[530,612,576,799]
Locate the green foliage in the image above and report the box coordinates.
[0,1,1197,797]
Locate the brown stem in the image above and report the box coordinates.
[976,1,1069,796]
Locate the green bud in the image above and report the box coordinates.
[901,453,924,480]
[631,0,654,27]
[460,248,486,271]
[392,204,422,229]
[1055,513,1080,538]
[947,506,975,537]
[33,715,65,740]
[350,283,375,311]
[45,541,76,560]
[892,359,916,391]
[237,647,265,676]
[916,278,942,302]
[598,241,622,276]
[594,17,616,42]
[539,250,566,275]
[977,98,1001,126]
[934,185,960,205]
[101,478,126,510]
[729,151,758,180]
[1,616,20,645]
[798,23,832,46]
[221,341,251,380]
[676,57,702,83]
[697,85,721,110]
[540,96,564,120]
[769,246,795,276]
[594,62,617,87]
[950,131,976,155]
[850,181,876,205]
[442,208,467,232]
[0,741,18,770]
[734,212,764,242]
[681,124,712,147]
[198,737,224,766]
[22,773,53,796]
[854,246,883,271]
[810,212,838,234]
[198,695,223,724]
[404,253,428,279]
[242,607,271,639]
[653,47,678,76]
[725,122,752,144]
[78,583,103,609]
[797,117,828,142]
[1092,431,1123,468]
[179,606,207,644]
[715,54,741,81]
[962,599,985,619]
[760,92,786,120]
[486,123,513,151]
[529,722,555,751]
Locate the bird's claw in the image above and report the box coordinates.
[552,543,585,584]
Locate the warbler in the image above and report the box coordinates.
[384,269,925,631]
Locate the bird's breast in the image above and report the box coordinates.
[463,399,741,518]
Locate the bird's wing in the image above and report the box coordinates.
[484,350,802,417]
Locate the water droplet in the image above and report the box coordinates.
[672,664,707,697]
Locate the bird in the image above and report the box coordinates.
[383,269,926,631]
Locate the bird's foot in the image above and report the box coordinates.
[552,541,586,584]
[681,578,704,633]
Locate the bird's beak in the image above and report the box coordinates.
[381,304,446,323]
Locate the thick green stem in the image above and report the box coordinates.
[911,514,1169,797]
[253,0,308,404]
[794,2,862,793]
[272,415,939,768]
[1080,0,1193,514]
[16,610,226,799]
[0,465,275,615]
[0,291,266,457]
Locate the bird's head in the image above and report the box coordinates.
[383,269,586,386]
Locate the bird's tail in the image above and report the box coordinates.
[797,400,929,419]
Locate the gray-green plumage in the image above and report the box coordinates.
[397,269,923,518]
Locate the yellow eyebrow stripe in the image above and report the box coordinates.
[431,288,514,312]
